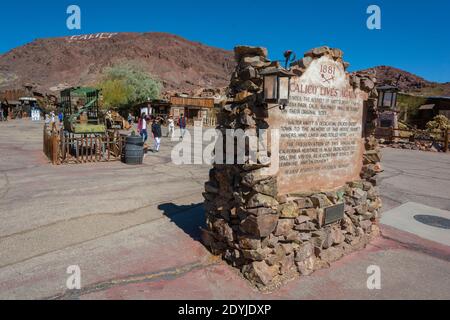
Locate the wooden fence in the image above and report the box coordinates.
[375,127,449,152]
[43,123,126,165]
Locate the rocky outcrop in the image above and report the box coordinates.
[359,66,450,96]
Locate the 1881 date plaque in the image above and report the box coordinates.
[324,203,345,225]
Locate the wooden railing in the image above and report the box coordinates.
[375,127,449,153]
[43,123,126,165]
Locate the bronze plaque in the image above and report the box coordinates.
[324,203,345,225]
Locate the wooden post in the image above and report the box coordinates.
[51,132,58,165]
[76,138,80,163]
[444,128,449,153]
[60,130,65,164]
[107,133,111,161]
[43,125,46,158]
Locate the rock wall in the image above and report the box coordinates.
[201,46,382,289]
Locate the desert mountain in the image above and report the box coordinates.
[359,65,450,96]
[0,32,235,95]
[1,33,448,98]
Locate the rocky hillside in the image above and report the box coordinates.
[0,32,235,94]
[1,34,448,98]
[359,66,450,96]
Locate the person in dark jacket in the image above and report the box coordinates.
[178,113,187,140]
[0,103,4,122]
[151,119,162,152]
[0,102,7,121]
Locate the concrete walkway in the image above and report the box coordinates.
[0,120,449,300]
[381,202,450,246]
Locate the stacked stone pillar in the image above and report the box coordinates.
[202,46,382,289]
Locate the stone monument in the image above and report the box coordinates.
[202,45,382,289]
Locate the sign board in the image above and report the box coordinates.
[270,56,367,194]
[324,203,345,225]
[31,108,41,122]
[140,107,151,117]
[68,33,118,42]
[173,108,181,118]
[170,97,215,109]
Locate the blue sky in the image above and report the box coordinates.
[1,0,449,82]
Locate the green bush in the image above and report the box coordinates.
[98,61,162,110]
[100,79,133,109]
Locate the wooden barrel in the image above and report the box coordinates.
[123,134,144,165]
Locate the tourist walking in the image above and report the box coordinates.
[138,113,149,143]
[0,103,4,122]
[168,116,175,139]
[58,111,64,128]
[178,114,187,140]
[152,119,162,152]
[50,111,56,124]
[127,113,133,125]
[2,103,7,121]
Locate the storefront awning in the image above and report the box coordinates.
[419,104,435,110]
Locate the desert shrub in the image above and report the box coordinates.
[98,61,162,109]
[426,115,449,131]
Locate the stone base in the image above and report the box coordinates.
[202,174,382,289]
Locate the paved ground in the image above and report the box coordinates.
[0,119,449,300]
[378,147,450,212]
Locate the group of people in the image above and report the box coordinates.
[137,113,187,153]
[42,111,64,126]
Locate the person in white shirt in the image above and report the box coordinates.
[138,113,149,143]
[167,116,175,139]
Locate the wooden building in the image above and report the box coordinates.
[0,88,39,119]
[132,99,171,119]
[169,96,217,125]
[418,96,450,127]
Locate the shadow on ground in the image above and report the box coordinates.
[158,202,206,242]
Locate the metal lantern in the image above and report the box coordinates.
[377,85,399,111]
[260,67,295,109]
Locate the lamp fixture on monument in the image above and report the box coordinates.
[376,85,399,111]
[260,66,295,111]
